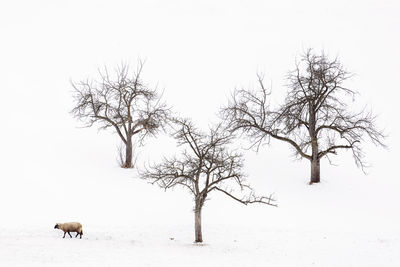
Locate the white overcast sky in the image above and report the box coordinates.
[0,0,399,183]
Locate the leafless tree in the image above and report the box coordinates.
[140,118,276,243]
[223,49,386,184]
[71,61,169,168]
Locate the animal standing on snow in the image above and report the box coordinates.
[54,222,83,239]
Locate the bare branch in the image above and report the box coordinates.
[211,187,277,207]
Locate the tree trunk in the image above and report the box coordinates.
[310,135,320,183]
[123,136,133,168]
[194,208,202,243]
[308,104,320,184]
[310,158,320,183]
[194,199,203,243]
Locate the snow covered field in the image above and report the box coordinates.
[0,142,399,266]
[1,223,398,267]
[1,0,400,266]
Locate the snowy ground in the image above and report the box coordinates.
[1,223,398,267]
[0,142,399,266]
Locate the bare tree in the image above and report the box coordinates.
[140,118,276,243]
[71,62,169,168]
[223,49,386,184]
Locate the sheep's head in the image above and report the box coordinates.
[54,224,59,229]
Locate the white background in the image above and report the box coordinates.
[0,0,399,266]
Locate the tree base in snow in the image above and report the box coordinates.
[121,164,134,169]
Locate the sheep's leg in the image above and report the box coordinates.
[68,232,72,238]
[75,232,79,238]
[63,232,66,238]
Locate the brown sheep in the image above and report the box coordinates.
[54,222,83,239]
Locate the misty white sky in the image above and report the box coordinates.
[0,0,399,185]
